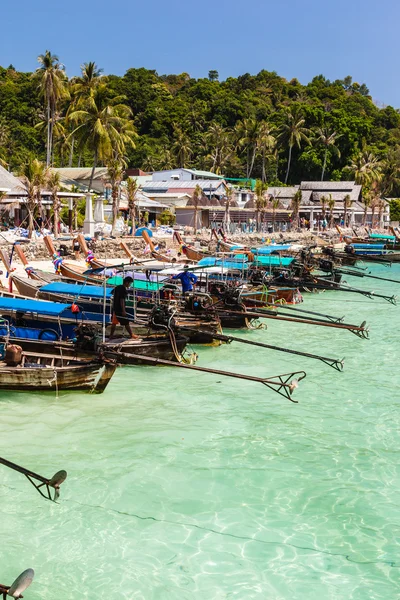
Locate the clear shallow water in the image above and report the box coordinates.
[1,264,399,599]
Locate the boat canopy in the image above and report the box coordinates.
[40,282,113,299]
[369,233,396,241]
[106,277,164,291]
[197,256,294,269]
[0,297,71,316]
[251,245,292,254]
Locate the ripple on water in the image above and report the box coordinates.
[0,265,400,599]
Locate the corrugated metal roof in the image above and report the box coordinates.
[312,190,361,202]
[0,166,25,195]
[267,186,300,198]
[142,180,226,191]
[52,167,109,180]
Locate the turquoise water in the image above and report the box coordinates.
[1,264,399,599]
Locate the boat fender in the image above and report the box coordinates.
[71,303,80,314]
[4,344,23,366]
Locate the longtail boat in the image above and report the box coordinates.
[0,344,116,393]
[173,230,211,262]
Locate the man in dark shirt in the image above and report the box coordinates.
[172,265,198,293]
[109,276,141,339]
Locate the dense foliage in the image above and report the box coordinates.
[1,59,400,194]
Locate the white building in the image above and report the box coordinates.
[151,168,223,182]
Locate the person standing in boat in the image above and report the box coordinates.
[109,276,141,340]
[172,265,198,294]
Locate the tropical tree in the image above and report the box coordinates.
[254,180,268,231]
[47,171,61,236]
[377,199,386,229]
[192,184,202,231]
[327,194,335,228]
[172,125,192,168]
[223,187,234,230]
[290,190,302,230]
[347,151,382,187]
[271,195,282,232]
[107,158,125,232]
[18,158,47,238]
[363,192,372,226]
[343,194,352,227]
[235,118,259,178]
[320,195,328,222]
[278,107,311,184]
[315,127,342,181]
[36,50,68,166]
[257,122,276,183]
[206,123,234,174]
[126,177,139,231]
[70,62,104,98]
[68,84,137,191]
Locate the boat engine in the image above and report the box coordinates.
[150,304,176,329]
[74,323,101,351]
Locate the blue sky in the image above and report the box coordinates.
[2,0,399,107]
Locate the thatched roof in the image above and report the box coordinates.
[244,198,255,208]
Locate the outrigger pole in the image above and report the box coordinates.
[0,569,34,599]
[178,328,344,371]
[213,307,369,338]
[0,457,67,502]
[335,267,400,286]
[103,352,305,402]
[301,280,397,304]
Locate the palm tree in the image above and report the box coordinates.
[36,50,68,166]
[363,192,372,226]
[172,125,192,168]
[278,107,311,184]
[271,195,282,232]
[47,171,61,236]
[18,158,47,238]
[126,177,139,232]
[347,151,382,187]
[377,199,386,229]
[192,184,202,231]
[254,180,268,231]
[206,123,234,175]
[380,149,400,196]
[71,62,104,98]
[343,194,352,227]
[320,195,328,222]
[315,127,342,181]
[257,122,276,183]
[68,84,137,192]
[224,187,234,230]
[327,194,335,228]
[107,158,125,232]
[235,118,259,178]
[68,62,104,167]
[290,190,302,230]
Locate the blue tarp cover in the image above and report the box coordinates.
[134,227,153,238]
[251,245,292,254]
[40,282,113,299]
[0,297,71,316]
[0,326,59,340]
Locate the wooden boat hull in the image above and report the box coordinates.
[0,352,115,393]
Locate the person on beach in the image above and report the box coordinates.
[109,276,141,340]
[172,265,198,294]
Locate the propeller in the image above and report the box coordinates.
[0,569,34,599]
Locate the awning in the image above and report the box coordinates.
[40,282,113,299]
[0,297,71,316]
